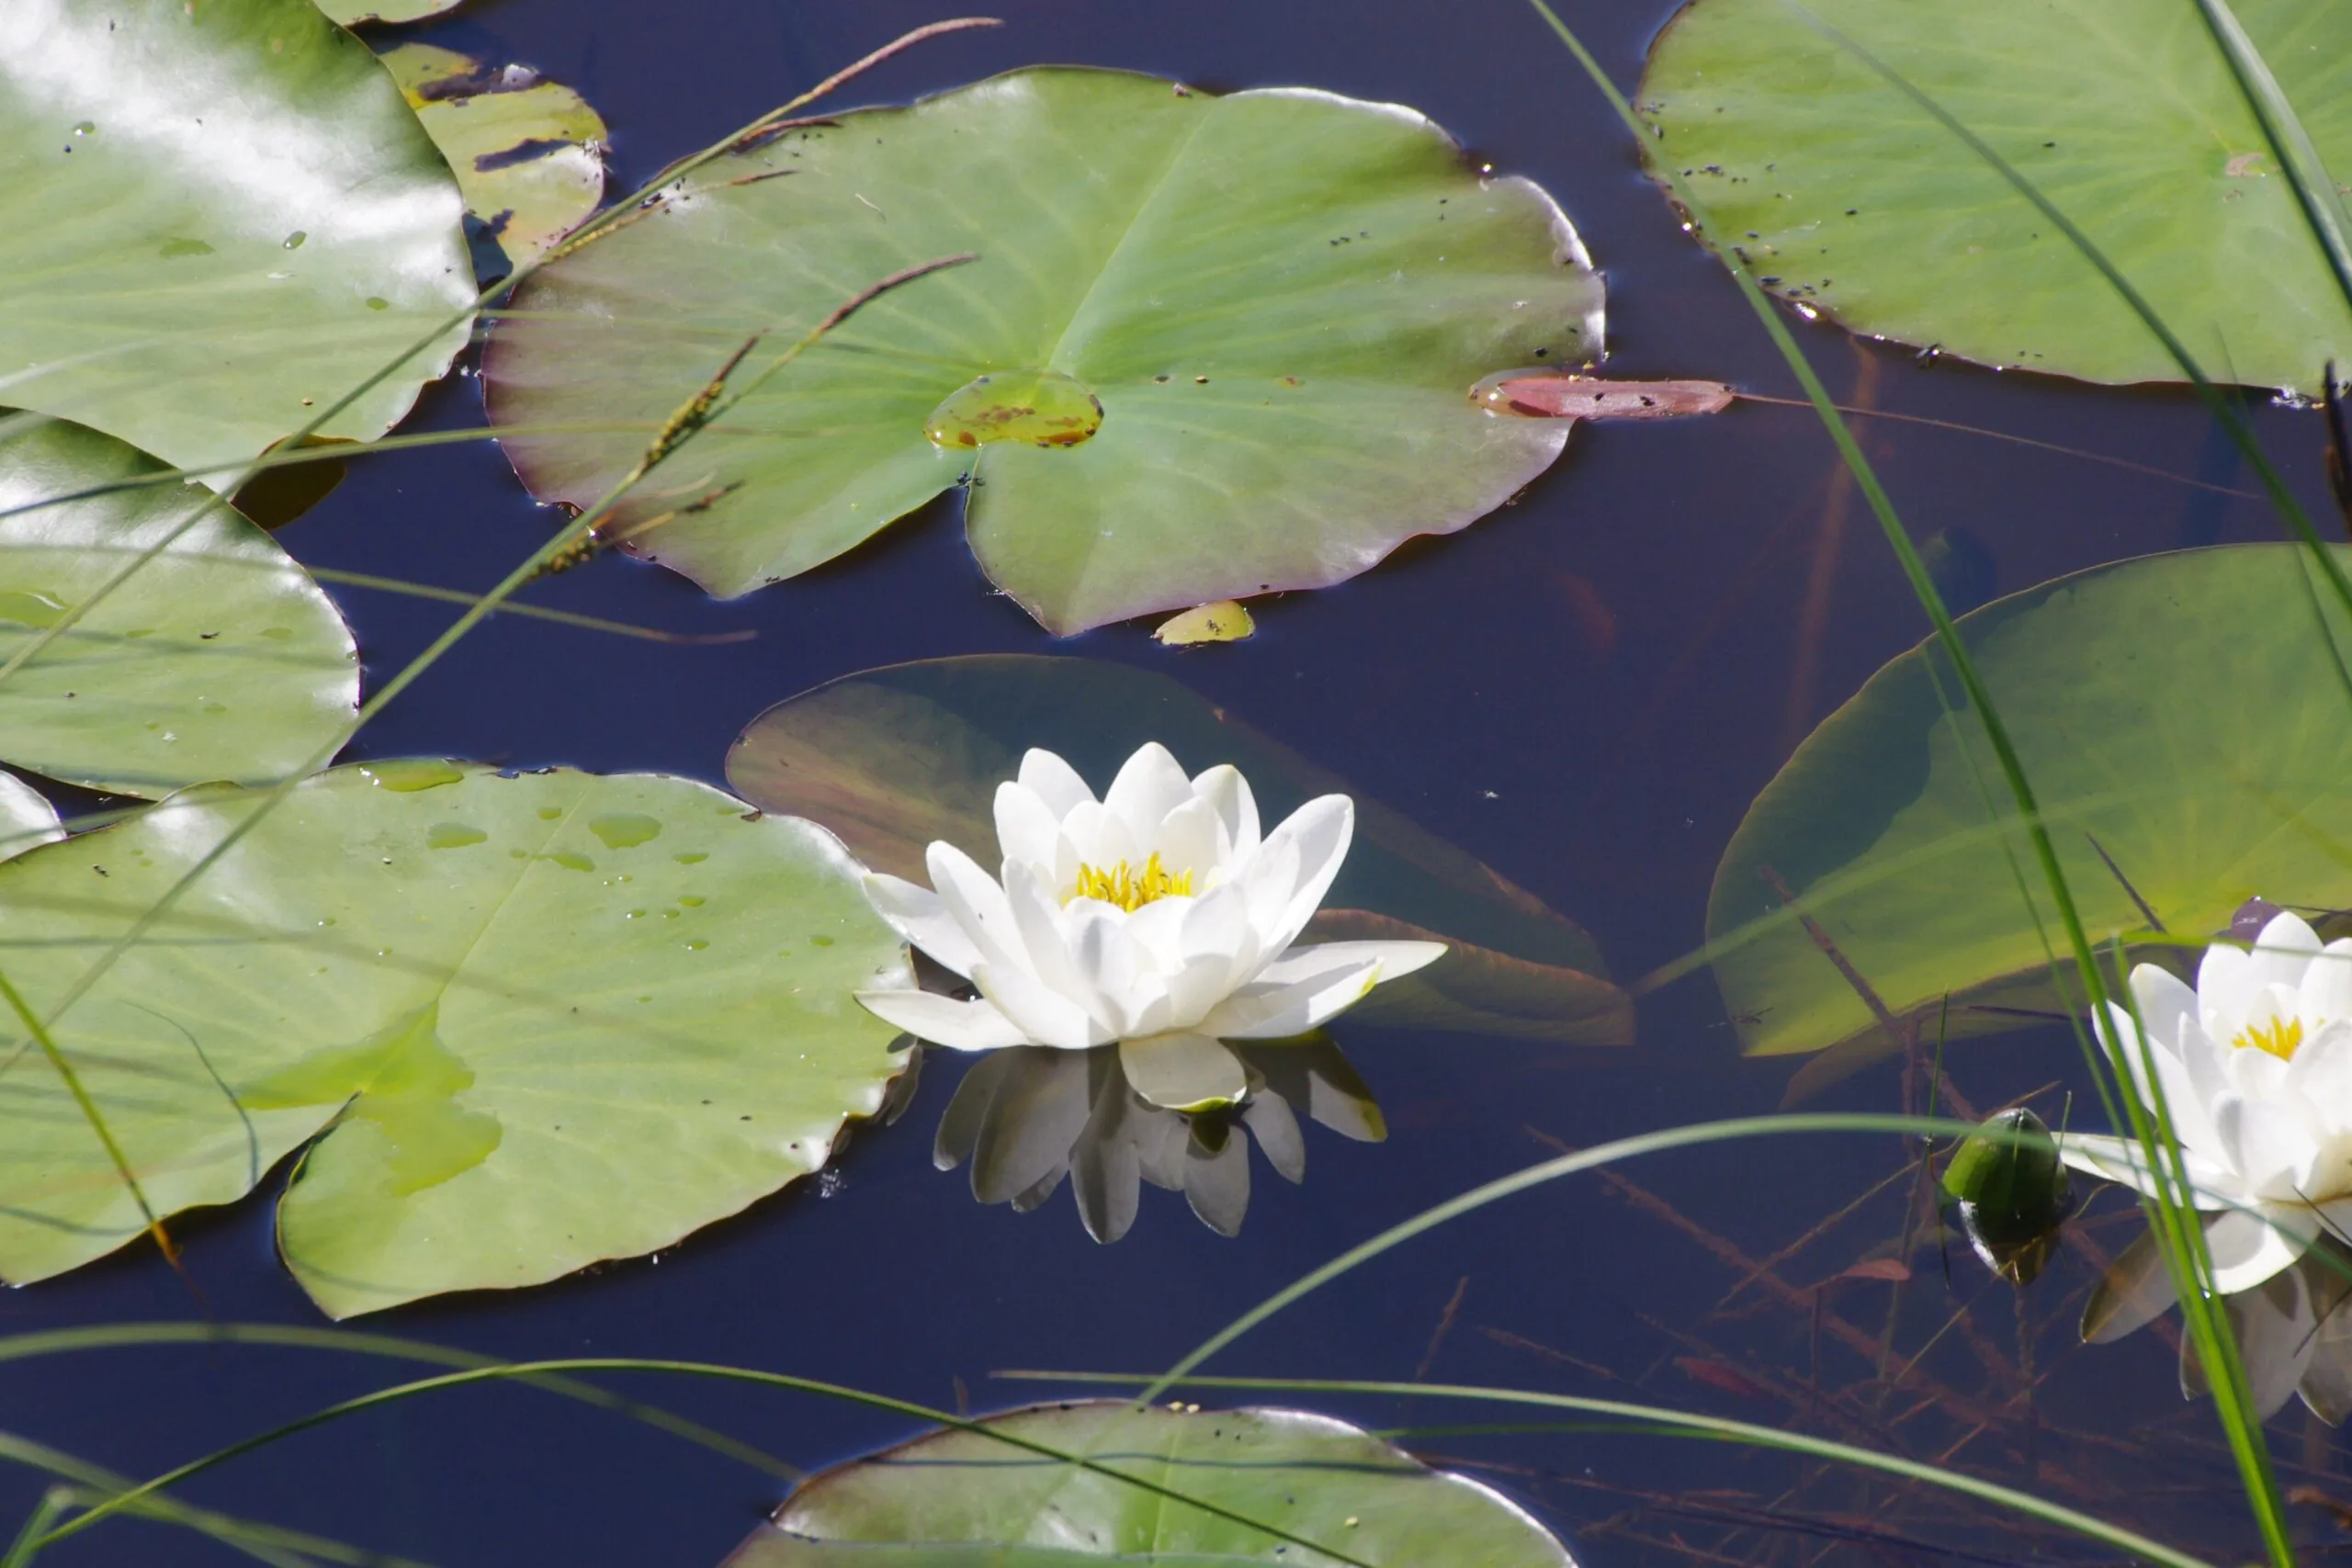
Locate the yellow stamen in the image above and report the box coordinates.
[1068,852,1193,912]
[2232,1016,2306,1060]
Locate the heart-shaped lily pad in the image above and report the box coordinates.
[723,1402,1573,1567]
[379,42,606,278]
[0,762,910,1317]
[1638,0,2352,394]
[1707,544,2352,1082]
[726,654,1632,1044]
[0,0,473,473]
[0,415,358,796]
[485,67,1603,634]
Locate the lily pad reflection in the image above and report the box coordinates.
[1707,545,2352,1089]
[728,655,1632,1046]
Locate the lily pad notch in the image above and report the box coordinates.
[486,66,1606,634]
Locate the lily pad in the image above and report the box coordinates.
[726,654,1632,1044]
[723,1402,1574,1567]
[0,762,910,1317]
[0,0,473,474]
[379,43,606,278]
[1706,544,2352,1078]
[485,67,1603,634]
[0,415,358,797]
[1638,0,2352,393]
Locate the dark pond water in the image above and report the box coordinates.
[3,0,2337,1562]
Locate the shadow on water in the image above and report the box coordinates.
[0,0,2338,1563]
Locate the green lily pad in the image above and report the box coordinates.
[1706,544,2352,1080]
[379,43,606,277]
[726,654,1633,1045]
[0,0,473,474]
[0,762,910,1317]
[0,415,358,797]
[723,1402,1573,1567]
[485,67,1602,634]
[1638,0,2352,393]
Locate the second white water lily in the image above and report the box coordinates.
[2063,908,2352,1296]
[854,741,1444,1113]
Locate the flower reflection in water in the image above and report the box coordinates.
[925,1032,1385,1240]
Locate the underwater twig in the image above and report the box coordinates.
[1757,863,1915,1061]
[2086,834,2166,935]
[1734,394,2258,500]
[305,568,757,645]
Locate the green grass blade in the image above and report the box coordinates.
[1002,1374,2213,1568]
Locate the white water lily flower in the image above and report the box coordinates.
[2061,909,2352,1294]
[853,742,1445,1113]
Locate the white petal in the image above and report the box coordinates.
[2127,964,2201,1055]
[1120,1032,1247,1111]
[999,863,1120,1034]
[2199,942,2258,1043]
[2288,1024,2352,1136]
[926,840,1029,975]
[1199,941,1443,1040]
[1102,742,1195,845]
[968,958,1103,1051]
[1191,763,1261,861]
[861,873,981,978]
[1123,895,1196,974]
[2251,909,2324,996]
[2058,1132,2237,1208]
[2206,1203,2317,1293]
[1017,748,1095,817]
[1058,800,1138,875]
[1260,795,1354,957]
[2102,1001,2223,1157]
[1070,906,1158,1037]
[1151,796,1227,885]
[992,783,1064,877]
[853,987,1029,1052]
[2082,1229,2178,1344]
[2306,939,2352,1029]
[2215,1093,2321,1197]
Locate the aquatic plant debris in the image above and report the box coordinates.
[726,654,1634,1045]
[1472,371,1734,421]
[1638,0,2352,393]
[1154,599,1255,645]
[0,763,910,1318]
[723,1401,1575,1567]
[378,41,606,278]
[1706,545,2352,1083]
[0,0,472,474]
[0,416,358,797]
[487,66,1603,633]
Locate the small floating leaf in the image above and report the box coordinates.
[723,1402,1574,1567]
[0,417,357,797]
[1709,544,2352,1077]
[1639,0,2352,393]
[1471,371,1734,421]
[378,42,606,277]
[0,0,471,472]
[1153,599,1255,646]
[0,763,910,1317]
[488,68,1603,634]
[1941,1107,2071,1285]
[314,0,461,24]
[726,654,1634,1044]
